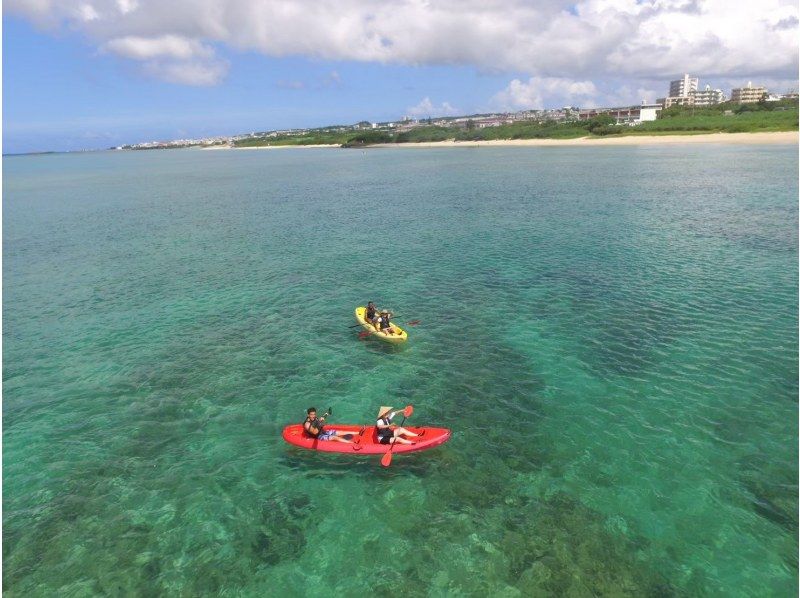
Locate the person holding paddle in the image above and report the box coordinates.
[376,406,419,445]
[376,311,401,336]
[303,407,353,444]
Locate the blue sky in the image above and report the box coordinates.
[3,1,798,153]
[3,16,516,153]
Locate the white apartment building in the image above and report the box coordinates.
[689,85,726,106]
[658,95,694,109]
[731,82,768,103]
[669,74,699,98]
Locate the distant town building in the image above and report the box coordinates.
[669,74,699,98]
[638,103,662,122]
[659,73,711,109]
[731,82,767,103]
[512,108,577,123]
[658,95,693,108]
[689,85,726,106]
[578,101,661,125]
[474,117,513,128]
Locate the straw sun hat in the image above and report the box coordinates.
[377,406,394,419]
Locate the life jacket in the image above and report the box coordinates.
[378,316,391,330]
[376,416,393,441]
[303,416,323,438]
[366,305,376,320]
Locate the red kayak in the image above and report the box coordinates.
[281,424,451,455]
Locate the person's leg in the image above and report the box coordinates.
[391,431,414,444]
[394,427,418,437]
[329,433,352,443]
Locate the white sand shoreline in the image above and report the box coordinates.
[205,131,797,150]
[202,143,337,150]
[369,131,799,148]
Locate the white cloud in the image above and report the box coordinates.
[77,3,99,21]
[115,0,138,14]
[142,59,228,86]
[100,35,226,85]
[4,0,798,89]
[102,35,214,60]
[491,77,599,110]
[407,97,460,118]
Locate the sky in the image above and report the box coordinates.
[3,0,798,153]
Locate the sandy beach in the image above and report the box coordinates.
[202,143,338,150]
[369,131,798,148]
[206,131,797,150]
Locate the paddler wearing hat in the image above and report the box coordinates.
[375,310,399,335]
[376,406,419,445]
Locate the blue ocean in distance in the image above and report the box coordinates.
[3,144,797,596]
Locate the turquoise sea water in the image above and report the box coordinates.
[3,144,797,596]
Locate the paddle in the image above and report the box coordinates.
[380,405,414,467]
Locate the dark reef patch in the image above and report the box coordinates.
[248,493,312,566]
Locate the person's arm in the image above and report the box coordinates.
[305,420,322,435]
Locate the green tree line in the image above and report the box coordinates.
[233,100,797,148]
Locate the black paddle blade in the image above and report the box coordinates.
[328,406,333,416]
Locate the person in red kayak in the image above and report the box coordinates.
[376,406,419,445]
[303,407,353,444]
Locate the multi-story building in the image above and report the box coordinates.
[731,82,767,103]
[657,95,694,108]
[669,74,699,98]
[689,85,726,106]
[578,102,661,125]
[658,73,702,108]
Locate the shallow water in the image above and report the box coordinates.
[3,145,797,596]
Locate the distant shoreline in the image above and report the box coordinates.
[368,131,798,147]
[209,130,797,151]
[202,144,337,150]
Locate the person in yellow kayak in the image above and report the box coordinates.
[303,407,353,444]
[376,406,420,445]
[376,310,401,335]
[364,301,379,325]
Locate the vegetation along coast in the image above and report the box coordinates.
[222,100,798,150]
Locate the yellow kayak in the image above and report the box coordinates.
[355,306,408,343]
